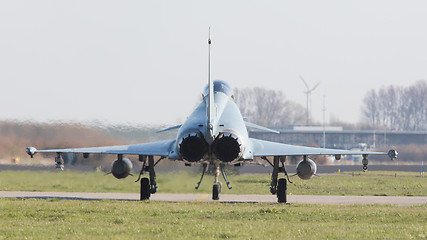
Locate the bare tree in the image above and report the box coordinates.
[361,80,427,131]
[406,81,427,130]
[234,87,306,127]
[361,89,378,127]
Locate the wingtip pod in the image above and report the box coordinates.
[388,149,398,160]
[26,147,37,158]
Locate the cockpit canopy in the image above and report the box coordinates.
[203,80,233,97]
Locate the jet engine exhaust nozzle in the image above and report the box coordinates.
[111,158,133,179]
[179,134,208,162]
[213,133,242,162]
[296,158,317,180]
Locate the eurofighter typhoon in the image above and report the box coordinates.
[27,31,397,202]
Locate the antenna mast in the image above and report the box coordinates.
[208,27,212,87]
[207,27,215,140]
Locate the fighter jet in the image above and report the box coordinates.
[26,33,397,203]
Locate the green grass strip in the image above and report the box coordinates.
[0,199,426,239]
[0,170,426,196]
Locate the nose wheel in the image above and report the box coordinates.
[212,183,221,200]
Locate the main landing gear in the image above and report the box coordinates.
[195,163,232,200]
[55,153,65,171]
[262,156,292,203]
[136,156,165,200]
[336,154,370,172]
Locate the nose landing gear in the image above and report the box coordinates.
[195,163,232,200]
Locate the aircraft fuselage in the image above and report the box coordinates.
[173,80,251,164]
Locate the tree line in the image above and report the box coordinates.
[362,80,427,131]
[233,80,427,132]
[0,121,121,160]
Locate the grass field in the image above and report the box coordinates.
[0,170,426,196]
[0,171,426,239]
[0,199,426,239]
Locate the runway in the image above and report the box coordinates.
[1,191,426,206]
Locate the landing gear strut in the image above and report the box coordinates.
[136,155,164,200]
[263,156,291,203]
[148,156,157,194]
[195,163,208,190]
[55,153,64,171]
[212,164,232,200]
[362,154,368,172]
[220,163,232,190]
[212,164,222,200]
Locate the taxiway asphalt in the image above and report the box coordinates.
[1,191,426,206]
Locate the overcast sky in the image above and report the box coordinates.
[1,1,426,126]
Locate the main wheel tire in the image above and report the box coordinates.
[277,178,287,203]
[212,184,219,200]
[140,177,151,200]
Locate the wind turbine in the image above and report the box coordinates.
[300,76,320,126]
